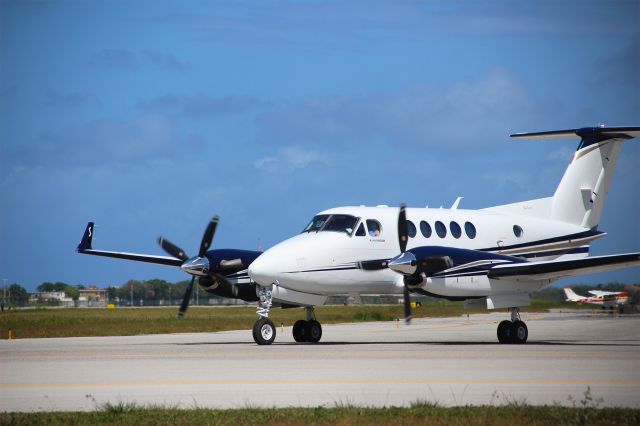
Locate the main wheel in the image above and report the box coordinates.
[253,318,276,345]
[292,320,307,342]
[510,320,528,344]
[497,320,512,344]
[305,320,322,343]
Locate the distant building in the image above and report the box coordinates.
[78,285,107,307]
[30,291,74,306]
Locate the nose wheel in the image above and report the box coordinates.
[253,317,276,345]
[497,308,528,344]
[253,284,276,345]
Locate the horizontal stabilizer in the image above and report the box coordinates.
[489,252,640,281]
[510,126,640,142]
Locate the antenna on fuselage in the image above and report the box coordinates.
[451,197,463,210]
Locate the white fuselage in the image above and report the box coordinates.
[248,206,601,302]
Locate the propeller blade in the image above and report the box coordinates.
[157,236,189,261]
[403,283,412,324]
[177,277,195,319]
[398,203,408,254]
[212,273,239,298]
[199,215,219,257]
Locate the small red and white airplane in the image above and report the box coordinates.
[78,125,640,345]
[563,287,629,309]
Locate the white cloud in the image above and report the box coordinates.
[258,68,557,150]
[254,146,327,173]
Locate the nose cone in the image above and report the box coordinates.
[388,252,417,275]
[181,256,210,276]
[248,252,277,285]
[248,235,308,286]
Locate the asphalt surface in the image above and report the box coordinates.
[1,311,639,412]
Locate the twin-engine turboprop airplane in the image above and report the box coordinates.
[563,287,629,309]
[78,125,640,345]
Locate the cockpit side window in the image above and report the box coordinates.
[323,214,359,235]
[366,219,382,237]
[301,214,330,233]
[355,222,366,236]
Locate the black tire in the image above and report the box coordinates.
[497,320,512,344]
[253,318,276,345]
[292,320,307,342]
[510,320,528,344]
[305,320,322,343]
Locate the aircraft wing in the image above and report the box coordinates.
[587,290,622,296]
[77,248,183,267]
[488,252,640,281]
[77,222,183,267]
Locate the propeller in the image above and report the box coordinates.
[177,277,195,319]
[158,237,188,262]
[157,215,232,319]
[397,203,414,324]
[199,216,219,257]
[398,203,408,254]
[358,204,453,324]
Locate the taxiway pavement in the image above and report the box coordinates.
[1,311,639,411]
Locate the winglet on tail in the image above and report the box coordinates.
[77,222,94,252]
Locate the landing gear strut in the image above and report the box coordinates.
[252,285,276,345]
[292,306,322,343]
[497,307,528,344]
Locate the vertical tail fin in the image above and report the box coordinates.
[563,286,585,302]
[77,222,94,252]
[511,127,640,228]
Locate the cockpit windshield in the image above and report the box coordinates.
[301,214,330,233]
[301,214,359,236]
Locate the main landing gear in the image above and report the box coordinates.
[497,307,528,344]
[292,307,322,343]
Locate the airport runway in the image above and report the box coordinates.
[1,311,639,412]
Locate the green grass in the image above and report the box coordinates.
[1,403,638,425]
[0,301,578,339]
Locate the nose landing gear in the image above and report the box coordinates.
[497,307,528,344]
[253,285,276,345]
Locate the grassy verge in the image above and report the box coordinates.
[0,301,578,339]
[1,403,638,426]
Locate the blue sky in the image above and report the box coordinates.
[1,0,639,291]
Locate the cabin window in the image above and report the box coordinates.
[513,225,523,238]
[366,219,382,237]
[355,222,366,236]
[407,220,417,238]
[435,221,447,238]
[301,214,330,233]
[450,221,462,239]
[464,222,476,239]
[420,221,432,238]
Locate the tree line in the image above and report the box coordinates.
[1,279,226,306]
[2,280,639,307]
